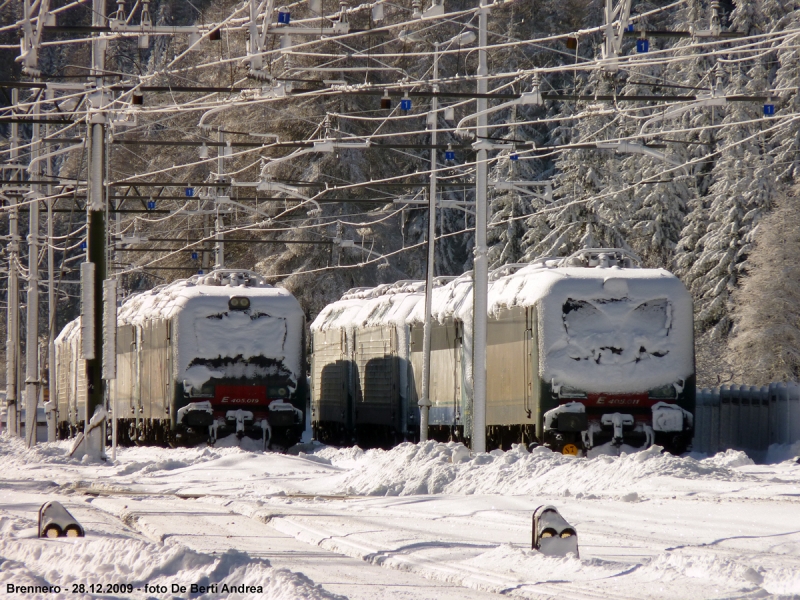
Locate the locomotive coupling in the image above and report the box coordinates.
[532,505,578,557]
[601,413,635,445]
[226,410,254,439]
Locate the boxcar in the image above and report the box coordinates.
[310,281,424,447]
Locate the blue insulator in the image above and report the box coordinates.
[626,24,635,32]
[191,252,198,260]
[400,98,412,111]
[510,153,519,161]
[185,187,194,197]
[636,39,649,53]
[445,150,455,161]
[278,11,290,24]
[764,104,775,116]
[147,201,156,210]
[79,241,87,250]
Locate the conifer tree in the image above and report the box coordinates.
[727,189,800,383]
[684,61,776,339]
[771,6,800,181]
[521,73,626,259]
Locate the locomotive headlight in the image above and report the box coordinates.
[558,386,587,399]
[229,296,251,311]
[649,384,677,399]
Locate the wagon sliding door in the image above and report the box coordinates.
[114,325,137,423]
[55,334,73,427]
[140,320,168,420]
[409,319,461,429]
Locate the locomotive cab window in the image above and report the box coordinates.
[561,297,672,364]
[229,296,251,310]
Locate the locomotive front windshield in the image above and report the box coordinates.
[181,309,297,397]
[561,297,671,365]
[544,294,689,394]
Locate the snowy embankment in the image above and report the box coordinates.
[0,438,346,600]
[460,544,799,597]
[310,441,791,498]
[0,535,340,600]
[2,435,799,599]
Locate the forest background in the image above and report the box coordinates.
[2,0,800,388]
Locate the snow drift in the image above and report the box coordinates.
[0,536,343,600]
[319,441,757,497]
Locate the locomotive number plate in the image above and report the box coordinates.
[213,385,267,405]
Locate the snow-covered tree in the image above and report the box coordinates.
[521,73,628,259]
[771,5,800,181]
[617,31,692,268]
[488,155,526,268]
[683,61,777,339]
[727,189,800,384]
[488,138,548,268]
[670,1,726,282]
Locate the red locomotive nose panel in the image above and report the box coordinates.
[212,385,267,406]
[584,393,653,407]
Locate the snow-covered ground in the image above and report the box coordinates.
[1,436,799,599]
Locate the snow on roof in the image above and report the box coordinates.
[401,262,688,320]
[311,280,426,332]
[117,270,301,326]
[54,316,81,346]
[317,261,690,331]
[407,274,474,325]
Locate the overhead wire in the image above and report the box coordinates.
[9,0,800,284]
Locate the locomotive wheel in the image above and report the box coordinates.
[664,434,689,456]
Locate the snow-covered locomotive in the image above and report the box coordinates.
[54,270,306,448]
[311,249,695,455]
